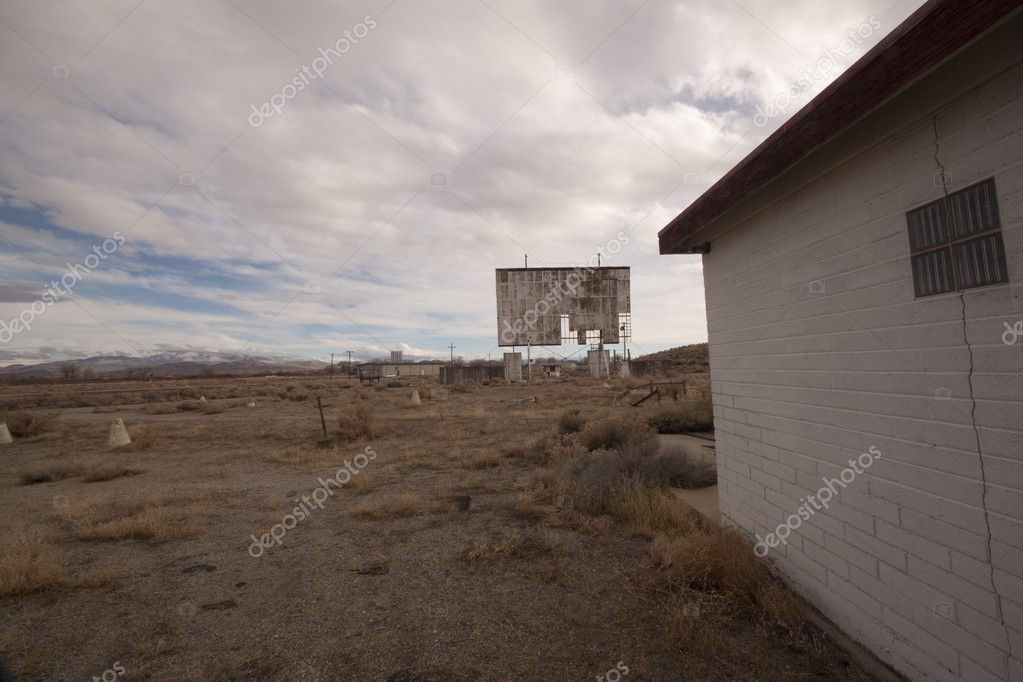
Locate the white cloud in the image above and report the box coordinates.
[0,0,926,362]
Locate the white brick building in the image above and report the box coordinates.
[659,1,1023,680]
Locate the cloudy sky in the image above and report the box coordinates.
[0,0,926,365]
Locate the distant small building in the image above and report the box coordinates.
[542,363,560,378]
[357,362,444,381]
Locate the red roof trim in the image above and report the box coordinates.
[658,0,1023,254]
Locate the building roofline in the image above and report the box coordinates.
[658,0,1023,254]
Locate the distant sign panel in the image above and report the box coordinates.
[495,267,630,347]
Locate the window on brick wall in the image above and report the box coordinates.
[906,178,1009,298]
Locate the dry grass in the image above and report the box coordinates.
[578,415,655,452]
[0,372,872,681]
[351,491,422,519]
[521,454,706,537]
[665,598,721,657]
[0,530,120,597]
[161,400,227,415]
[18,457,85,485]
[556,408,586,434]
[589,478,706,535]
[345,471,381,495]
[123,425,166,452]
[0,530,70,596]
[464,452,502,469]
[461,528,561,566]
[337,402,376,441]
[578,443,716,492]
[57,493,204,544]
[647,399,714,433]
[645,528,807,633]
[83,463,143,483]
[2,410,61,438]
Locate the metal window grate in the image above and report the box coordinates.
[906,178,1008,298]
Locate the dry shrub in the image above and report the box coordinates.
[593,479,706,535]
[522,467,573,505]
[501,437,549,464]
[346,472,380,495]
[579,415,655,452]
[635,444,716,489]
[461,528,561,566]
[337,402,375,441]
[123,426,164,452]
[18,457,84,485]
[646,527,807,632]
[666,598,721,657]
[71,511,198,543]
[449,383,472,394]
[0,530,69,596]
[547,509,611,537]
[2,410,61,438]
[175,400,204,412]
[417,386,432,400]
[556,409,586,435]
[582,442,716,491]
[0,530,119,596]
[647,399,714,434]
[83,464,142,483]
[351,492,421,519]
[58,493,203,544]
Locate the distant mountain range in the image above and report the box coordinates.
[0,350,328,380]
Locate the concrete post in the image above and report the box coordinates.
[107,419,131,448]
[504,352,523,382]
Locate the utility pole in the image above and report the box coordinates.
[346,350,353,381]
[527,341,531,384]
[330,353,335,381]
[448,343,456,366]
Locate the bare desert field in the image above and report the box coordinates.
[1,371,873,681]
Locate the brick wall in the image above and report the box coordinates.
[702,54,1023,681]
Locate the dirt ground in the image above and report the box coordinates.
[0,371,874,681]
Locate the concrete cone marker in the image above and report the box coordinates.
[0,422,12,445]
[108,419,131,448]
[200,396,206,403]
[411,390,421,406]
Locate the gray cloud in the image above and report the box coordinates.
[0,0,925,363]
